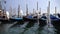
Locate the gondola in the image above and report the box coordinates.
[41,14,60,21]
[50,14,60,31]
[23,15,47,27]
[23,16,37,21]
[50,15,60,25]
[39,18,47,27]
[57,13,60,18]
[0,18,12,24]
[0,18,9,22]
[9,4,24,22]
[41,14,60,25]
[0,16,10,22]
[10,17,23,21]
[41,14,60,27]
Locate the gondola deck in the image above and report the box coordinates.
[23,17,37,21]
[10,18,23,21]
[0,18,9,21]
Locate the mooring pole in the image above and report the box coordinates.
[47,1,51,27]
[55,7,57,17]
[18,5,20,18]
[26,4,28,16]
[36,1,39,24]
[37,1,38,10]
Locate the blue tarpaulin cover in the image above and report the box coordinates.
[11,18,23,20]
[50,15,59,19]
[27,16,33,19]
[41,15,60,20]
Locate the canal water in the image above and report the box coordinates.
[0,21,59,34]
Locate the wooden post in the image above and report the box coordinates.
[55,7,57,16]
[39,8,41,18]
[36,1,39,24]
[33,8,34,15]
[47,1,51,27]
[26,4,28,16]
[37,1,38,10]
[9,5,12,18]
[18,5,20,18]
[4,0,7,19]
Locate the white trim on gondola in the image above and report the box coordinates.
[6,11,9,19]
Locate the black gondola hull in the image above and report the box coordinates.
[23,17,37,22]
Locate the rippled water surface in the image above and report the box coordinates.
[0,21,59,34]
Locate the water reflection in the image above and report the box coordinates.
[0,20,59,34]
[51,20,60,34]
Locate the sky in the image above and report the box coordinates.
[1,0,60,14]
